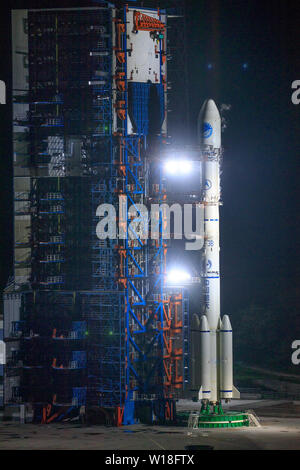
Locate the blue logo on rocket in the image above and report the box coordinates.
[203,122,213,139]
[206,260,212,270]
[204,179,212,190]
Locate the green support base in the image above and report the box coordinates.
[176,409,250,429]
[198,411,249,428]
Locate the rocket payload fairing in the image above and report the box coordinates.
[197,99,239,405]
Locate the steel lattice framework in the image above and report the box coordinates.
[5,3,189,426]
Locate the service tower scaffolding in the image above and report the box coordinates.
[4,3,189,426]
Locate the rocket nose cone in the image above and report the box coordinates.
[199,98,209,115]
[197,98,221,149]
[200,314,210,332]
[198,99,219,120]
[221,315,232,331]
[206,98,218,111]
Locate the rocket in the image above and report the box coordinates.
[196,99,239,405]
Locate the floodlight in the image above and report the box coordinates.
[164,159,192,175]
[166,269,191,285]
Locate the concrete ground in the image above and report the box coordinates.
[1,400,300,450]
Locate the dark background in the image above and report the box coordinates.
[1,0,300,371]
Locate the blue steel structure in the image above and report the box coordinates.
[5,3,189,425]
[113,5,173,424]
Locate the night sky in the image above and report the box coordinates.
[1,0,300,345]
[185,0,300,316]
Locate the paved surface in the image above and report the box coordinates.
[1,400,300,450]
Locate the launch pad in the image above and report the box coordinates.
[199,402,249,427]
[197,411,249,428]
[178,407,249,429]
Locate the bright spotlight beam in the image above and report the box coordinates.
[179,160,192,174]
[167,269,191,285]
[164,160,193,175]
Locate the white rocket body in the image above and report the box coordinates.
[197,99,239,404]
[199,315,211,399]
[220,315,233,399]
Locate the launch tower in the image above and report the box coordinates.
[4,3,189,425]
